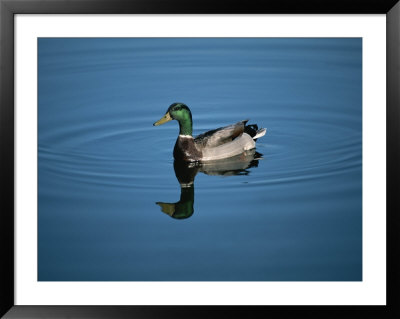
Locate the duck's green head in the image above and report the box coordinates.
[153,103,193,136]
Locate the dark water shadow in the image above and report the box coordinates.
[156,149,263,219]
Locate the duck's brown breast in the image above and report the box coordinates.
[174,135,202,162]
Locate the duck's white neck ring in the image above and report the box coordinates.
[179,134,193,138]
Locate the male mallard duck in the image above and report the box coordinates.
[153,103,266,162]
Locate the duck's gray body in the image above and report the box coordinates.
[174,120,266,162]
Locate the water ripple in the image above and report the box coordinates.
[38,107,361,191]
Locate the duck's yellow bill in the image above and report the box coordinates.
[153,112,172,126]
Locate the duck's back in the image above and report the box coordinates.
[194,120,248,148]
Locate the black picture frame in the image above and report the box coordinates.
[1,1,399,318]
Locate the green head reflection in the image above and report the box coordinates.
[156,149,263,220]
[156,186,195,219]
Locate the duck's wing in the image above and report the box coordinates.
[194,120,248,148]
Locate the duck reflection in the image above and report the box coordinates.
[156,149,263,219]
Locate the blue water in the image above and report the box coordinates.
[38,38,362,281]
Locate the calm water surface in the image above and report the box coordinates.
[38,38,362,281]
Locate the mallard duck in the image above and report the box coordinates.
[153,103,266,162]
